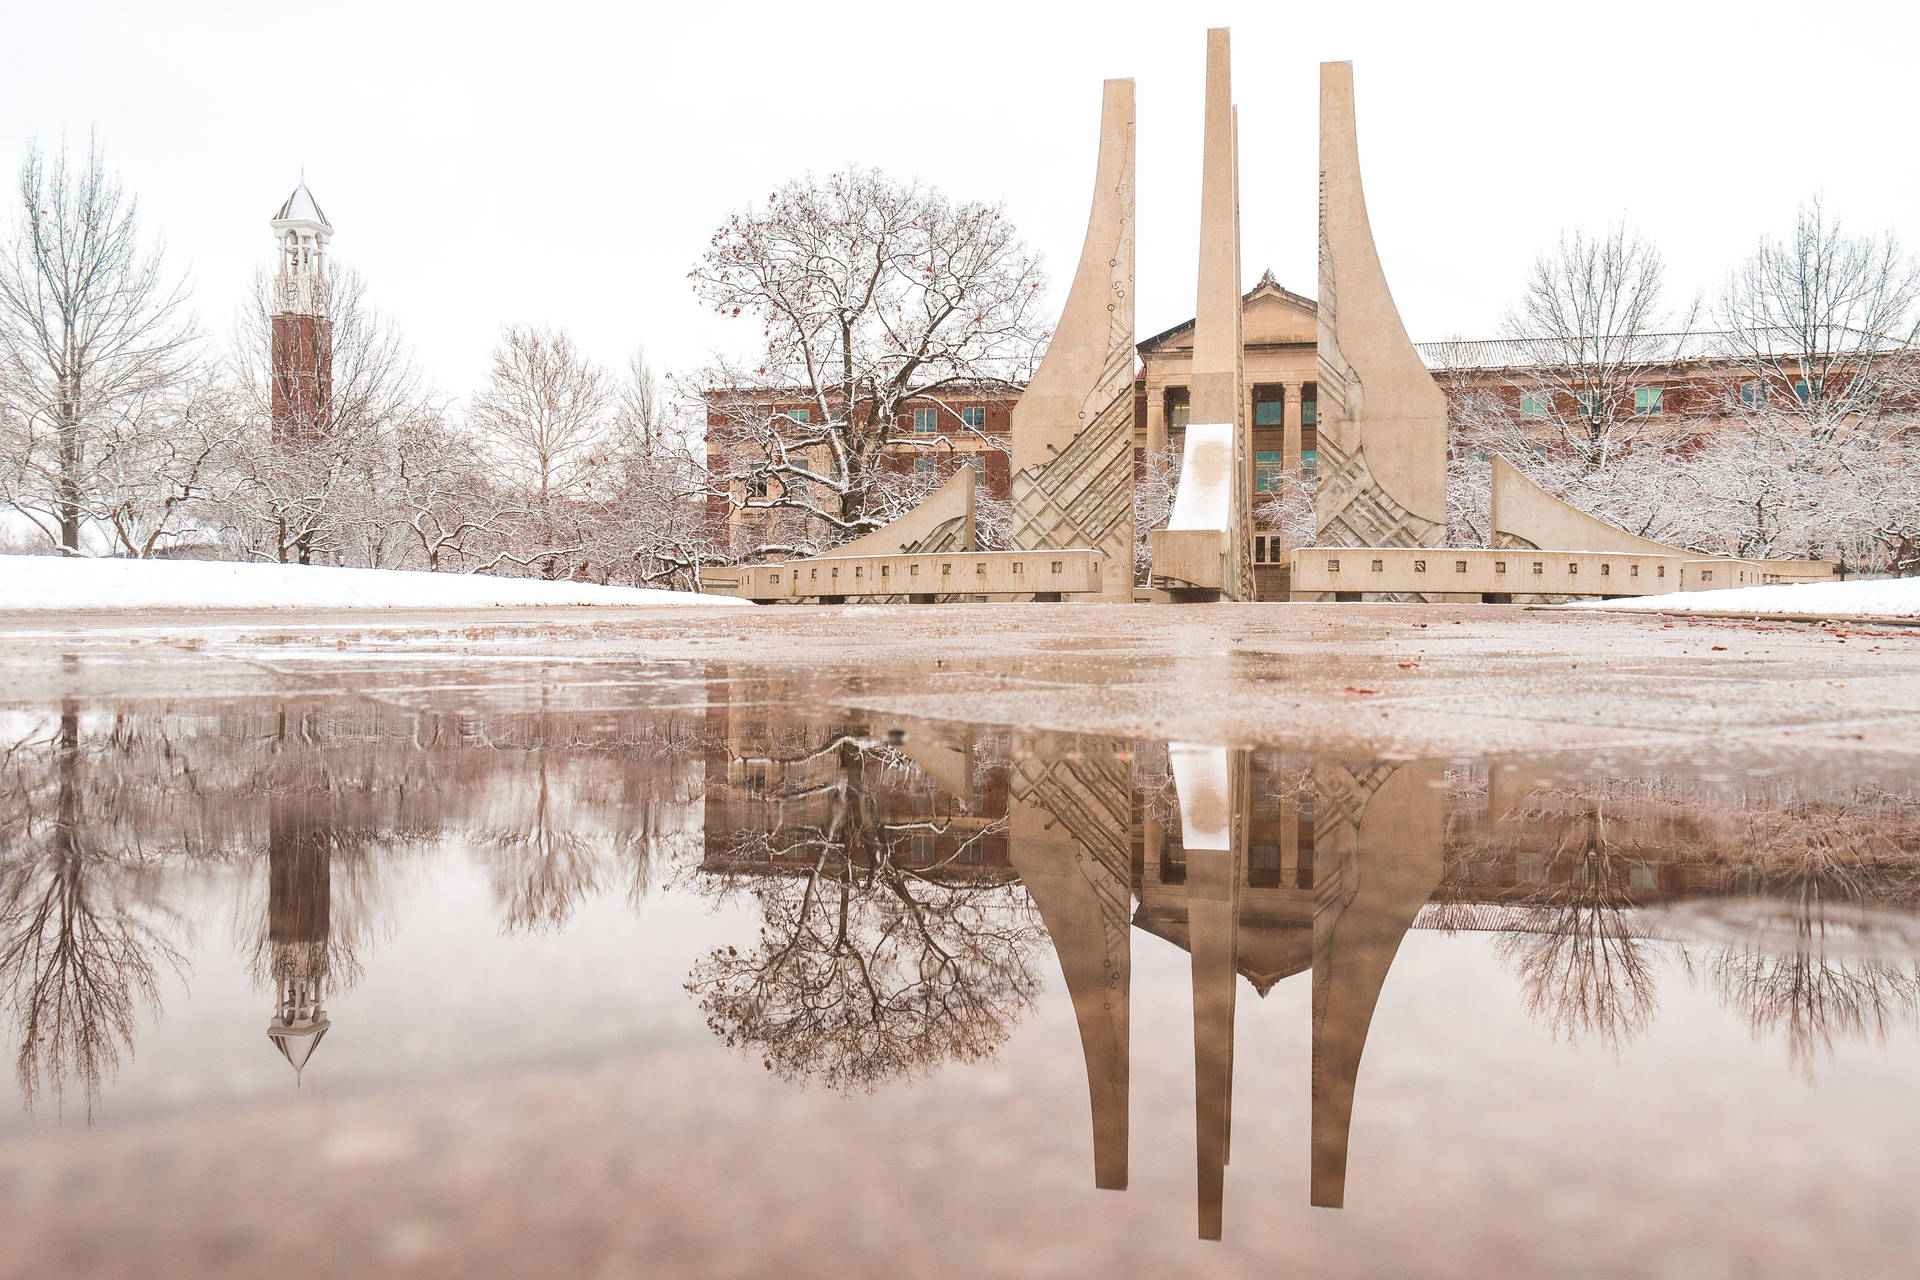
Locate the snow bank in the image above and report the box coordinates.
[1565,576,1920,620]
[0,555,748,613]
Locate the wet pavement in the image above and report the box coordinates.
[3,612,1920,1277]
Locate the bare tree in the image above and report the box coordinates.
[472,324,613,511]
[614,346,668,451]
[0,140,196,554]
[220,265,429,565]
[1718,199,1920,428]
[692,168,1048,557]
[1501,223,1698,475]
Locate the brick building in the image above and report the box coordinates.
[704,384,1020,556]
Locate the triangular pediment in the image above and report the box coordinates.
[1138,269,1318,356]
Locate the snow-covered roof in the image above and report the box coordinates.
[273,182,331,230]
[1418,327,1916,373]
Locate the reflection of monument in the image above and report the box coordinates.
[264,801,333,1082]
[1005,731,1136,1189]
[1170,744,1249,1239]
[1309,760,1446,1207]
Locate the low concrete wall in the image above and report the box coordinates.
[718,549,1105,603]
[1289,547,1769,598]
[1294,547,1680,597]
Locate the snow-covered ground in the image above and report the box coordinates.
[1566,576,1920,619]
[0,555,748,612]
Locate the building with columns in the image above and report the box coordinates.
[268,182,334,444]
[1134,270,1320,599]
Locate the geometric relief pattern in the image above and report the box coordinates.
[1315,432,1441,552]
[1011,385,1136,560]
[1009,743,1135,993]
[1311,759,1400,857]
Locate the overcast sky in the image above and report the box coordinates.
[4,0,1915,408]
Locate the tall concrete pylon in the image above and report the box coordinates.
[1151,28,1255,601]
[1009,80,1138,602]
[1315,61,1448,555]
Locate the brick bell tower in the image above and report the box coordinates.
[269,181,334,444]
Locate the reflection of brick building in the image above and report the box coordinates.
[268,183,333,445]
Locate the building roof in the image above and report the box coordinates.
[1417,327,1918,373]
[1137,269,1318,354]
[273,182,331,230]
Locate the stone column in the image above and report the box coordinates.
[1283,383,1304,470]
[1145,377,1168,456]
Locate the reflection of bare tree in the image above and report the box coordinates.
[1700,792,1920,1080]
[1709,922,1920,1081]
[475,718,707,933]
[0,706,186,1119]
[688,734,1045,1091]
[478,755,606,934]
[1452,786,1661,1050]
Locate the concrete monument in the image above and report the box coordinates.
[1152,28,1255,601]
[1315,62,1448,552]
[1010,81,1138,603]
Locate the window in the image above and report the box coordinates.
[1254,399,1284,425]
[1520,394,1547,418]
[1793,380,1811,404]
[913,407,937,433]
[1300,448,1318,477]
[1301,399,1317,426]
[1254,450,1284,492]
[746,462,770,498]
[786,407,811,423]
[1169,403,1191,430]
[1741,380,1769,410]
[1577,391,1601,418]
[913,456,935,476]
[960,406,987,429]
[1633,387,1664,416]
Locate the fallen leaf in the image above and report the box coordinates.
[1345,686,1379,695]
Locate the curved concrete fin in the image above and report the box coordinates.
[1316,61,1447,549]
[827,464,975,558]
[1010,80,1137,601]
[1489,453,1688,555]
[1006,733,1134,1192]
[1309,761,1446,1209]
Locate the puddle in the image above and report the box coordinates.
[4,659,1920,1276]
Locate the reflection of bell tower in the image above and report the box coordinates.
[265,803,332,1082]
[268,182,333,445]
